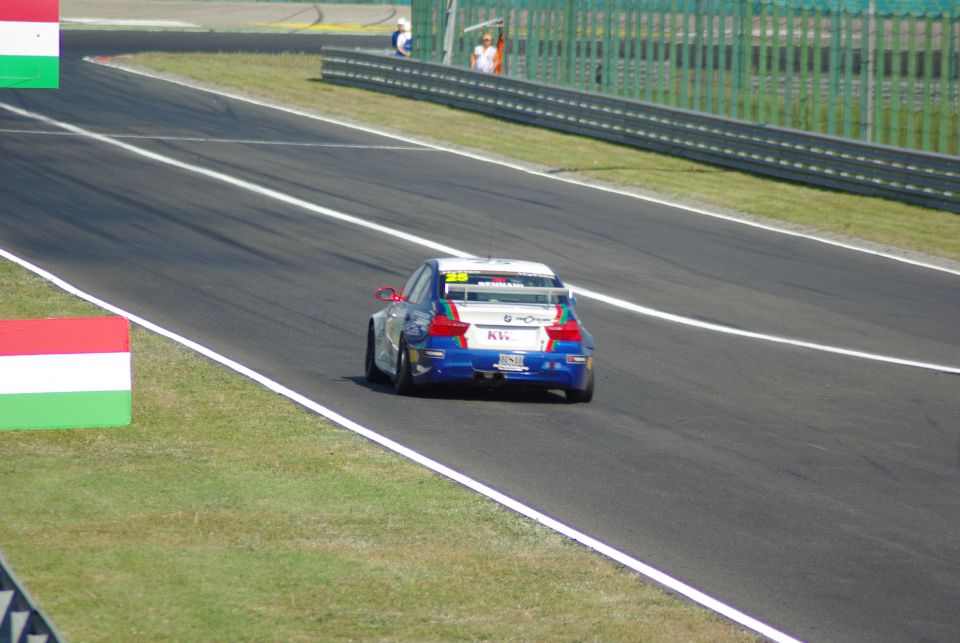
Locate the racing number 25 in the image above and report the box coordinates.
[444,272,469,283]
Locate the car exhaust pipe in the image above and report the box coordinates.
[473,372,506,385]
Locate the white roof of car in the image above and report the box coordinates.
[435,257,556,277]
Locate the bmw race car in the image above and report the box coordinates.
[365,258,595,402]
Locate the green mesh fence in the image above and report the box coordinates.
[412,0,960,154]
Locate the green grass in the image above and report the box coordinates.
[125,51,960,263]
[0,265,755,640]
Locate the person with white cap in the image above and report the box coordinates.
[394,18,412,57]
[391,17,404,52]
[471,32,499,73]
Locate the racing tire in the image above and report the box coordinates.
[365,324,389,384]
[564,369,594,403]
[394,337,418,396]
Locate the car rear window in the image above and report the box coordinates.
[439,271,564,304]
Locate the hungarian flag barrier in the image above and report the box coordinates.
[0,0,60,89]
[0,317,131,430]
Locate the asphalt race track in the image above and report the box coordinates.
[2,31,960,642]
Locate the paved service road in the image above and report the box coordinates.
[2,31,959,642]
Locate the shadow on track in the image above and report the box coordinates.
[343,376,570,404]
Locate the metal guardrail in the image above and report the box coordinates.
[0,552,60,643]
[321,48,960,214]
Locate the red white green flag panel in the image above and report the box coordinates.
[0,0,59,89]
[0,317,131,430]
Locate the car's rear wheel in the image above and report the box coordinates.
[365,324,389,383]
[394,337,417,396]
[564,369,594,403]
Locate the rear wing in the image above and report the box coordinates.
[444,284,573,303]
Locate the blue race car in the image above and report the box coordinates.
[365,258,595,402]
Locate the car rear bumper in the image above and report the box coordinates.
[410,345,593,390]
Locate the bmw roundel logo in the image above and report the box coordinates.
[504,314,512,322]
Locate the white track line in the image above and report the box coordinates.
[64,18,201,28]
[0,127,429,149]
[2,99,957,376]
[0,244,802,643]
[88,56,960,279]
[568,287,960,374]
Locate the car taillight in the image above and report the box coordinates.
[546,319,582,342]
[428,314,470,337]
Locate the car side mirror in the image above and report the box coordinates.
[374,286,403,302]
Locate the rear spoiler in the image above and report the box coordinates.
[444,284,574,303]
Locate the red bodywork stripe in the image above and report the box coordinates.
[546,305,562,352]
[440,300,466,348]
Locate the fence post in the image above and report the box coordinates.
[544,0,555,85]
[799,6,809,129]
[632,0,643,98]
[442,0,458,65]
[716,0,727,114]
[589,0,600,90]
[772,1,783,126]
[877,12,887,145]
[667,0,678,106]
[812,7,824,132]
[705,0,716,113]
[562,0,576,86]
[679,0,690,108]
[758,0,769,124]
[742,0,753,120]
[495,0,506,75]
[657,0,668,103]
[827,2,842,136]
[644,0,657,102]
[785,1,795,129]
[954,6,959,155]
[906,15,919,149]
[921,15,934,151]
[863,0,875,141]
[730,0,742,119]
[891,14,902,145]
[601,0,614,93]
[842,4,855,139]
[938,9,954,153]
[694,0,705,113]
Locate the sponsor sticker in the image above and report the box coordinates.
[503,313,554,324]
[495,353,528,372]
